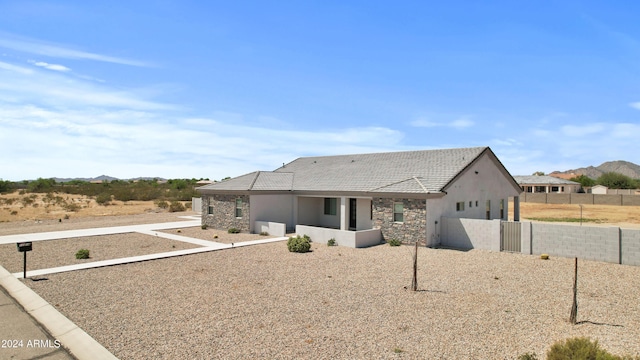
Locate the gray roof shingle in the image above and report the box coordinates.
[199,147,494,194]
[513,175,580,185]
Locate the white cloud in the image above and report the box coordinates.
[560,123,605,137]
[629,102,640,110]
[410,116,474,129]
[0,62,175,110]
[29,60,71,72]
[0,60,33,74]
[0,32,151,67]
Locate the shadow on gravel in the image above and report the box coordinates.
[576,320,623,327]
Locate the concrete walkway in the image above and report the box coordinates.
[0,217,288,359]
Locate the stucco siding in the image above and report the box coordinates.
[249,194,294,232]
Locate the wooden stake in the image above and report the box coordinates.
[570,257,578,324]
[411,240,418,291]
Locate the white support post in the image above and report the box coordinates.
[340,197,347,230]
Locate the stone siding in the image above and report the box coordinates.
[372,198,426,244]
[202,195,250,232]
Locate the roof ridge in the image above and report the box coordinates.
[368,176,419,192]
[412,176,429,193]
[248,171,260,190]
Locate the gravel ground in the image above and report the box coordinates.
[15,236,640,359]
[0,233,200,273]
[157,227,279,244]
[0,211,198,236]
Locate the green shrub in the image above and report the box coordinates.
[228,228,241,234]
[547,337,620,360]
[156,200,169,209]
[201,224,208,230]
[388,239,402,246]
[96,193,111,205]
[75,249,90,259]
[168,201,186,212]
[287,235,311,253]
[327,238,336,246]
[259,231,269,236]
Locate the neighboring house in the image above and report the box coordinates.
[197,147,522,248]
[514,175,581,193]
[589,185,608,194]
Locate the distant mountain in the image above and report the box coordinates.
[550,161,640,180]
[51,175,166,183]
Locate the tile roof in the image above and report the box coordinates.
[513,175,580,185]
[198,147,494,194]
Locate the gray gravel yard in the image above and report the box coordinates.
[0,233,200,273]
[17,237,640,359]
[157,226,279,244]
[0,212,197,236]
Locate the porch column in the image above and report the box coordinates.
[340,196,347,230]
[513,195,520,222]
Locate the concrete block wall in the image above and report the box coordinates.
[621,229,640,266]
[440,217,501,251]
[594,194,622,206]
[623,195,640,206]
[547,194,570,204]
[570,193,594,204]
[523,193,547,203]
[530,223,619,263]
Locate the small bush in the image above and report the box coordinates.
[168,201,186,212]
[228,228,241,234]
[96,193,111,206]
[64,214,70,220]
[287,235,311,253]
[75,249,90,259]
[546,337,623,360]
[388,239,402,246]
[155,200,169,209]
[10,210,17,215]
[259,231,269,236]
[327,238,336,246]
[63,203,81,212]
[201,224,208,230]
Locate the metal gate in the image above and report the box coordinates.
[501,221,521,252]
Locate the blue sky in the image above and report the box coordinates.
[1,1,639,181]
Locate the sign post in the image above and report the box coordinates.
[16,242,32,279]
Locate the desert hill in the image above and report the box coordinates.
[550,160,640,180]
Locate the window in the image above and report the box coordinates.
[486,200,491,220]
[535,186,546,193]
[393,202,404,222]
[500,199,505,219]
[469,201,472,208]
[208,205,214,215]
[235,198,242,218]
[456,202,465,211]
[475,201,478,207]
[324,198,337,215]
[551,186,559,192]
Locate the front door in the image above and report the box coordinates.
[349,198,357,230]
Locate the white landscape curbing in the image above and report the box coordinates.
[0,265,117,360]
[1,217,287,360]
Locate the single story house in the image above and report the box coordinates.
[197,147,522,248]
[514,175,581,193]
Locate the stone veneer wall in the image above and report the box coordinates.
[372,198,426,244]
[202,195,250,232]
